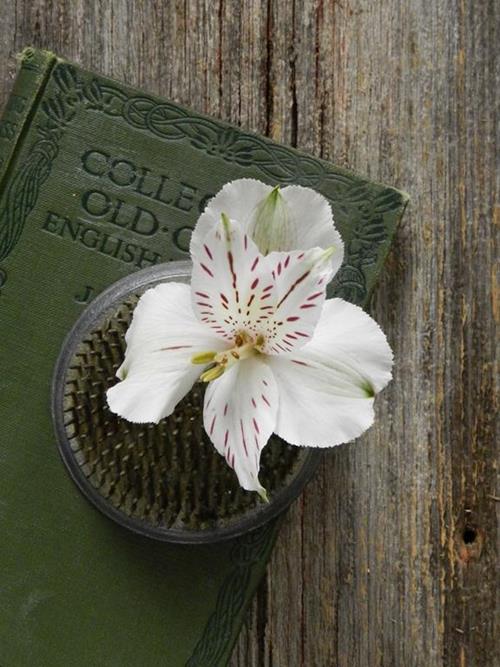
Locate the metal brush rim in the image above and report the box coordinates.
[51,261,322,545]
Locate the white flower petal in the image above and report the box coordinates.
[267,298,393,447]
[191,179,344,272]
[107,282,226,423]
[190,216,278,342]
[282,185,344,275]
[203,356,278,495]
[191,218,337,356]
[191,179,272,257]
[261,248,335,354]
[298,298,393,393]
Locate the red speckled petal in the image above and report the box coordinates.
[203,356,278,495]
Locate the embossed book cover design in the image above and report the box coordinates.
[0,48,407,666]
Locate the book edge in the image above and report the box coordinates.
[0,48,57,197]
[47,48,410,206]
[363,196,409,306]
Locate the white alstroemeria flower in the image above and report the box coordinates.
[191,178,344,274]
[107,217,392,498]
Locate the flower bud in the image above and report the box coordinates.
[249,186,296,254]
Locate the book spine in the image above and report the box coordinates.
[0,48,56,193]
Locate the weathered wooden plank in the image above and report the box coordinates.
[0,1,497,665]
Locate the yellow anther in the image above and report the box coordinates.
[200,365,225,382]
[191,351,217,365]
[197,333,262,384]
[257,487,269,503]
[255,334,265,348]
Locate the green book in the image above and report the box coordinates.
[0,47,407,666]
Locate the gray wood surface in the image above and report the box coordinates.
[0,1,497,665]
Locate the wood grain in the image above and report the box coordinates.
[0,1,497,665]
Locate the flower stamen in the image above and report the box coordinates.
[197,332,261,383]
[191,351,217,364]
[199,365,225,382]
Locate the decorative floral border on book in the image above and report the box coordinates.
[0,61,405,305]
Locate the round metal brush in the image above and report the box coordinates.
[52,262,320,543]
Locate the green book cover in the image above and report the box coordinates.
[0,48,408,666]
